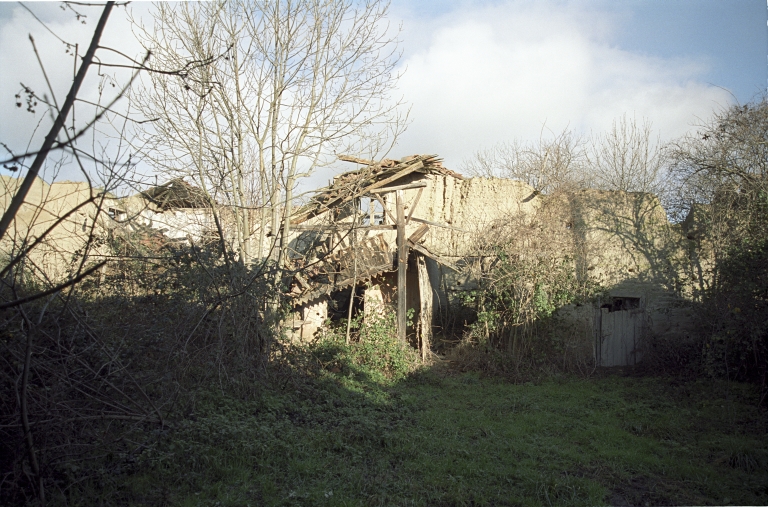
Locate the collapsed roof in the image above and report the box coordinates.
[291,154,462,225]
[288,154,465,306]
[141,178,210,210]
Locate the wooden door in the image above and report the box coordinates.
[595,299,644,366]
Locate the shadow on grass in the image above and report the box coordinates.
[114,338,768,507]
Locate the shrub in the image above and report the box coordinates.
[310,312,418,384]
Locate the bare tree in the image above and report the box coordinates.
[667,98,768,388]
[129,0,408,265]
[586,114,668,197]
[0,4,221,504]
[462,126,587,194]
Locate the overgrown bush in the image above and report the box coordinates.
[454,195,603,375]
[670,98,768,389]
[0,229,283,505]
[700,232,768,383]
[309,312,419,384]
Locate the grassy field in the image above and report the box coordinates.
[96,356,768,507]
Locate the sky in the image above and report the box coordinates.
[0,0,766,188]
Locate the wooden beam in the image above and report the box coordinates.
[369,182,427,194]
[409,216,468,232]
[396,189,407,343]
[408,241,459,273]
[408,223,429,244]
[291,224,396,231]
[416,253,432,362]
[294,272,310,290]
[363,159,425,194]
[337,154,375,165]
[291,158,424,225]
[406,187,424,225]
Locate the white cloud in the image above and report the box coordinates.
[390,0,733,169]
[1,1,736,188]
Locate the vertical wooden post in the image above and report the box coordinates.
[396,190,407,343]
[369,197,375,225]
[416,253,432,361]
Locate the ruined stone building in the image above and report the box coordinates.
[122,178,217,242]
[285,155,707,367]
[0,176,223,285]
[1,156,707,367]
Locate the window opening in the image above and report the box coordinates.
[600,297,640,312]
[360,196,384,226]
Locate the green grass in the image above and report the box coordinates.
[108,368,768,506]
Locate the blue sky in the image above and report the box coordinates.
[601,0,765,102]
[384,0,767,169]
[390,0,765,104]
[0,0,766,183]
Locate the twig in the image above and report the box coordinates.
[0,261,106,310]
[0,2,114,241]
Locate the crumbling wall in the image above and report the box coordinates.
[120,193,216,242]
[377,174,540,258]
[538,189,704,349]
[0,176,118,281]
[286,168,708,354]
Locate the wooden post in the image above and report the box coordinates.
[369,197,375,226]
[416,253,432,361]
[396,190,407,343]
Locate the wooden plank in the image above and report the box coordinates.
[369,182,427,194]
[406,187,424,224]
[408,223,429,244]
[408,241,459,273]
[291,224,396,231]
[396,189,407,343]
[338,154,375,165]
[409,216,468,232]
[294,272,310,290]
[364,159,424,194]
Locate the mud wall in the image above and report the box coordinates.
[1,176,118,281]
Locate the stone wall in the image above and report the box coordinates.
[288,172,708,352]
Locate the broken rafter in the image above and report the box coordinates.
[407,223,430,244]
[406,187,424,224]
[369,182,427,194]
[337,154,376,165]
[408,241,459,272]
[291,155,434,225]
[409,216,467,232]
[291,224,396,231]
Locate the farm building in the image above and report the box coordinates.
[285,154,707,367]
[0,157,708,367]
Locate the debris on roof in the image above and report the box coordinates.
[291,234,393,306]
[141,178,210,210]
[291,154,462,225]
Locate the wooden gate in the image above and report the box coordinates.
[595,297,644,366]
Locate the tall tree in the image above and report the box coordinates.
[130,0,408,264]
[669,98,768,385]
[587,114,668,197]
